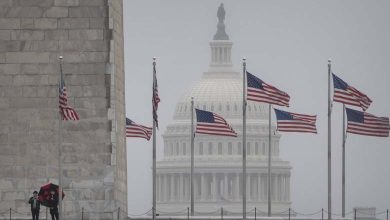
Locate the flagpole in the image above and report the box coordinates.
[190,97,194,216]
[268,104,272,217]
[242,58,247,220]
[58,56,63,220]
[327,59,332,220]
[152,58,157,220]
[342,104,346,217]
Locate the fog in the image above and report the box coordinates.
[123,0,390,217]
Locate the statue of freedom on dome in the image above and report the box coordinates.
[213,3,229,40]
[217,3,225,23]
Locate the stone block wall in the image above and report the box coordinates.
[0,0,127,219]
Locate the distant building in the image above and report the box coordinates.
[156,4,291,216]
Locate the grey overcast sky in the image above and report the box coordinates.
[123,0,390,217]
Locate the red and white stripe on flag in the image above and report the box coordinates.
[195,109,237,137]
[60,107,79,121]
[274,108,317,134]
[346,108,389,137]
[246,72,290,107]
[126,118,152,140]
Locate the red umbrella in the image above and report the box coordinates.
[38,183,65,207]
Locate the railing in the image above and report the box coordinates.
[0,208,388,220]
[0,207,128,220]
[127,208,390,220]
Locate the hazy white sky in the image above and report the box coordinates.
[123,0,390,217]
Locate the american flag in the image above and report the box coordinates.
[152,61,160,128]
[246,72,290,107]
[59,74,79,120]
[346,108,389,137]
[332,73,372,111]
[274,108,317,133]
[195,109,237,137]
[126,118,152,140]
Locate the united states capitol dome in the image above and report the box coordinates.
[156,3,291,215]
[173,34,268,121]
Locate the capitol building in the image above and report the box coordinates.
[156,4,291,216]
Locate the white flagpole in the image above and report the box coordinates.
[190,97,195,216]
[268,104,272,217]
[327,59,332,220]
[242,58,247,220]
[342,104,346,217]
[58,56,63,220]
[152,58,157,220]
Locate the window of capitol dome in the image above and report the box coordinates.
[199,142,203,155]
[182,143,186,156]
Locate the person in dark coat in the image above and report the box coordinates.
[47,190,59,220]
[28,191,40,220]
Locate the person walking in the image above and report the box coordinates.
[47,190,59,220]
[28,191,40,220]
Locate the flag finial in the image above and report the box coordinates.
[153,57,156,61]
[59,55,63,60]
[328,58,331,63]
